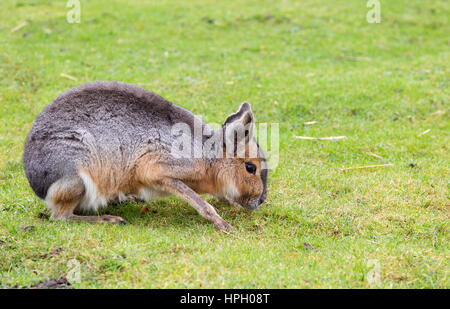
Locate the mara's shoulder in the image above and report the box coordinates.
[59,81,166,103]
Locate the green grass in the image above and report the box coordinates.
[0,0,448,288]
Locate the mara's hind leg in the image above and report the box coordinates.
[45,176,127,224]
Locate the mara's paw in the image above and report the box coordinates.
[214,219,236,232]
[99,215,128,225]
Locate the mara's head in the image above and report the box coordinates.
[212,102,268,210]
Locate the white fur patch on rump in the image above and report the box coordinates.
[78,171,108,212]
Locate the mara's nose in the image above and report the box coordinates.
[258,192,267,206]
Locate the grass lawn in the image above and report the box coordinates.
[0,0,448,288]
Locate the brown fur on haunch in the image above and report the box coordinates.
[46,177,84,218]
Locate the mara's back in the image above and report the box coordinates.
[24,81,202,199]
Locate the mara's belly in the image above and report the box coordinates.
[77,171,169,212]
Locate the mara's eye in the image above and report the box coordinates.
[245,162,257,175]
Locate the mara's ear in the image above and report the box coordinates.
[222,102,255,156]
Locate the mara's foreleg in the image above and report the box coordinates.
[159,178,235,231]
[45,176,127,224]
